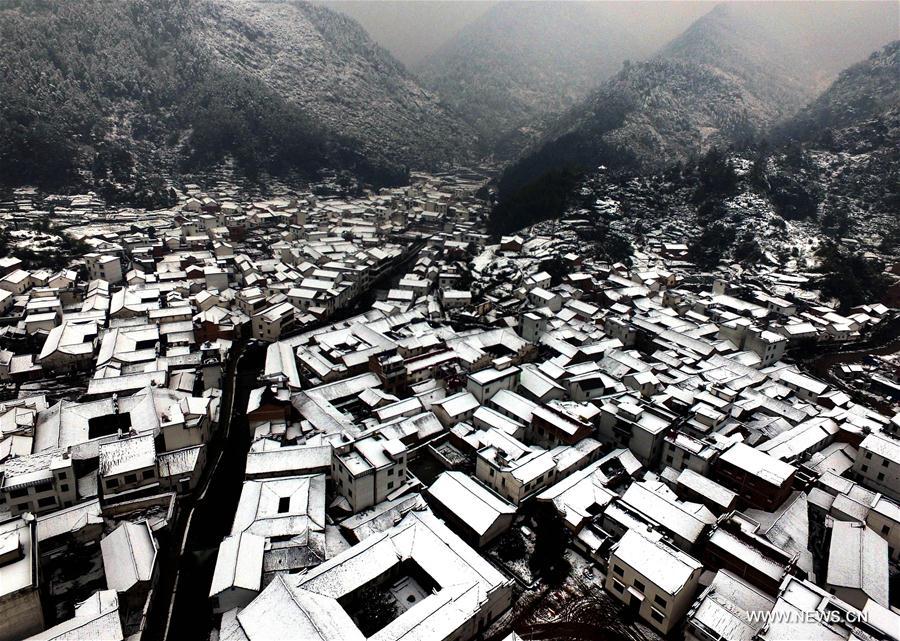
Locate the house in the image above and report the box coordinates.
[38,320,99,372]
[715,442,796,511]
[606,529,703,634]
[230,475,326,573]
[251,302,298,342]
[218,509,513,641]
[467,366,520,403]
[776,369,828,403]
[0,516,44,641]
[84,254,123,284]
[685,570,775,641]
[620,479,716,552]
[431,392,479,428]
[99,434,159,501]
[702,512,798,595]
[0,449,77,516]
[100,520,157,636]
[25,590,123,641]
[529,404,593,447]
[757,576,894,641]
[825,521,888,609]
[209,532,266,614]
[332,434,408,513]
[427,471,516,547]
[852,431,900,501]
[599,396,675,466]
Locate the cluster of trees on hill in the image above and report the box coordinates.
[0,0,406,200]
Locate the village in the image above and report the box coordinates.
[0,168,897,641]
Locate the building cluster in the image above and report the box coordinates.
[0,172,494,641]
[0,171,897,641]
[209,212,897,639]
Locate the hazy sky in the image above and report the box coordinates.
[323,1,898,71]
[321,1,497,67]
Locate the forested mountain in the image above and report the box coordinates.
[416,2,648,158]
[780,41,900,149]
[768,41,900,253]
[0,0,473,200]
[496,3,898,203]
[491,40,900,300]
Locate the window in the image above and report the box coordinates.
[882,459,889,467]
[107,478,119,488]
[865,451,872,459]
[58,471,68,480]
[60,484,69,493]
[877,472,885,481]
[9,488,28,499]
[654,595,667,608]
[278,497,290,513]
[633,579,645,592]
[611,578,625,593]
[489,468,495,477]
[882,525,890,535]
[612,564,624,577]
[37,496,56,508]
[142,469,155,480]
[388,468,394,476]
[650,608,665,624]
[665,454,674,465]
[861,465,869,473]
[124,473,138,484]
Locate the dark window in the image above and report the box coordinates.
[651,609,664,623]
[613,564,624,577]
[882,525,890,535]
[9,488,28,498]
[60,484,69,493]
[57,471,68,480]
[107,478,119,488]
[37,496,56,508]
[142,469,155,480]
[388,481,394,490]
[877,472,885,481]
[633,579,645,592]
[654,595,667,608]
[278,497,290,513]
[865,451,872,459]
[882,459,889,467]
[388,468,394,476]
[611,579,624,593]
[124,473,138,484]
[861,465,869,473]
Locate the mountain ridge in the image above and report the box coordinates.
[0,0,474,198]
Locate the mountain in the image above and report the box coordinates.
[767,41,900,250]
[0,0,473,199]
[493,40,900,280]
[780,41,900,150]
[497,3,898,202]
[197,0,475,167]
[416,2,649,158]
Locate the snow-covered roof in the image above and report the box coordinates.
[100,521,157,592]
[611,529,701,595]
[427,471,515,536]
